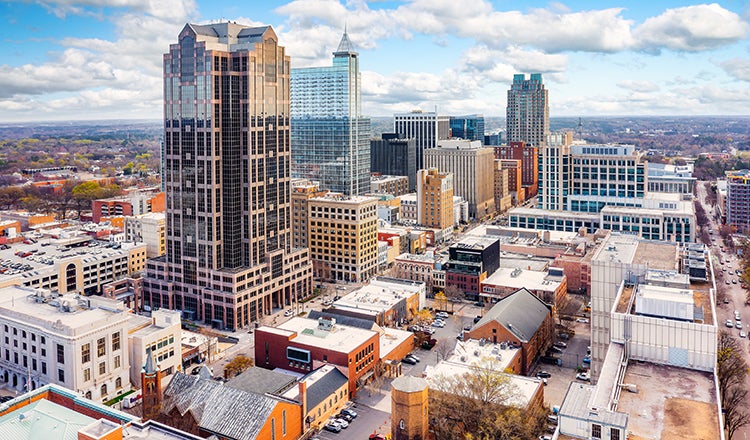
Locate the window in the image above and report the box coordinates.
[101,384,107,397]
[271,418,276,440]
[116,377,122,389]
[114,355,121,369]
[56,344,64,364]
[282,409,286,435]
[58,369,65,383]
[97,338,106,357]
[99,362,106,375]
[112,332,121,351]
[610,428,620,440]
[82,343,90,363]
[84,368,91,382]
[592,424,602,439]
[41,362,47,375]
[400,419,406,429]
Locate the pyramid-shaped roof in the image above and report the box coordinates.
[334,30,358,56]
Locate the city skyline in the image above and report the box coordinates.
[2,1,750,121]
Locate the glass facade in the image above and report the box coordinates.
[291,32,370,195]
[449,114,485,141]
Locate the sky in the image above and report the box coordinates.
[2,0,750,122]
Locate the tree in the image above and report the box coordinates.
[434,338,453,362]
[414,309,433,327]
[717,331,748,400]
[444,284,465,312]
[724,385,750,439]
[434,291,448,312]
[555,295,582,325]
[429,358,545,440]
[223,354,254,378]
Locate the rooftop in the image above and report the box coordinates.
[333,277,425,315]
[615,361,719,440]
[227,366,297,395]
[272,316,378,354]
[471,288,551,342]
[281,364,348,410]
[0,286,129,337]
[451,236,499,251]
[482,267,562,293]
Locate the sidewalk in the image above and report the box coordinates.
[354,381,392,413]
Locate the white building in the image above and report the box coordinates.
[0,286,131,402]
[400,193,418,222]
[124,212,166,258]
[127,309,182,387]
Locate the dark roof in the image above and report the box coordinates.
[303,366,349,410]
[226,366,297,395]
[307,310,378,330]
[186,23,272,44]
[473,288,551,342]
[162,372,293,439]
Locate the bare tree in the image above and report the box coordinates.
[429,358,545,440]
[724,385,750,439]
[717,331,748,399]
[434,338,453,362]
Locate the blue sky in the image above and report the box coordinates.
[1,0,750,122]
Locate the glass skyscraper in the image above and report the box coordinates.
[143,22,313,331]
[449,114,485,141]
[291,32,370,195]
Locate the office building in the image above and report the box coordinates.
[291,179,327,250]
[500,159,523,204]
[647,163,696,195]
[493,160,513,213]
[416,168,454,242]
[307,194,378,283]
[371,174,410,197]
[394,110,450,170]
[370,133,417,191]
[538,142,571,211]
[92,189,165,224]
[425,140,495,219]
[726,169,750,232]
[144,22,313,331]
[444,236,500,300]
[0,286,131,402]
[495,141,538,199]
[291,31,370,195]
[127,309,182,387]
[123,212,166,258]
[449,114,485,141]
[506,73,549,148]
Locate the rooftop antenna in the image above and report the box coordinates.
[577,117,583,141]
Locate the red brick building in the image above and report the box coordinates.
[495,142,538,199]
[255,317,380,397]
[467,288,554,375]
[92,191,165,223]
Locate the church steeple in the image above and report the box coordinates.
[141,347,162,421]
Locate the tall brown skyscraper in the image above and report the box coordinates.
[143,22,312,331]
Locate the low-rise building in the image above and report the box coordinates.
[255,316,379,397]
[281,364,349,431]
[330,277,426,326]
[0,286,131,402]
[444,236,500,300]
[127,309,182,387]
[123,212,165,258]
[371,174,410,196]
[480,266,567,306]
[466,288,554,375]
[394,253,436,294]
[92,190,165,224]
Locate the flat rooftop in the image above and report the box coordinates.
[445,338,521,374]
[273,317,378,354]
[0,286,128,336]
[482,267,561,292]
[379,327,414,358]
[616,361,719,440]
[334,277,424,313]
[452,235,499,250]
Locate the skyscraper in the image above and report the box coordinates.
[506,73,549,148]
[291,31,370,195]
[144,22,313,331]
[370,133,417,191]
[394,110,450,171]
[449,114,485,141]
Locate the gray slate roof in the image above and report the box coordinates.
[304,367,349,410]
[473,288,551,342]
[162,372,284,439]
[227,366,297,395]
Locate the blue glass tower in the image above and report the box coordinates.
[291,32,371,195]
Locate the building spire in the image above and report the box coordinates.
[143,347,158,374]
[334,28,357,56]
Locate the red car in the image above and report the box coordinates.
[369,435,386,440]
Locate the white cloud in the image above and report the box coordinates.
[634,4,749,52]
[719,57,750,81]
[616,80,660,93]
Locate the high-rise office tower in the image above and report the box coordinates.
[506,73,549,148]
[449,114,485,141]
[494,141,538,199]
[291,32,370,195]
[394,110,450,171]
[416,168,455,242]
[370,133,417,191]
[144,22,313,331]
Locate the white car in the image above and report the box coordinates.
[741,331,747,338]
[576,372,590,381]
[283,309,293,317]
[335,418,349,428]
[576,318,589,323]
[432,320,445,328]
[727,319,735,328]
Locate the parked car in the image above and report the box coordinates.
[336,412,352,422]
[283,309,294,317]
[737,321,743,329]
[341,408,357,419]
[558,333,570,340]
[402,356,417,365]
[432,320,445,328]
[536,370,552,378]
[741,331,747,338]
[582,356,591,364]
[407,353,420,362]
[576,372,590,381]
[576,317,589,323]
[335,418,349,428]
[547,415,558,424]
[553,341,567,349]
[436,311,449,319]
[539,436,552,440]
[324,421,342,432]
[727,319,734,328]
[369,435,386,440]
